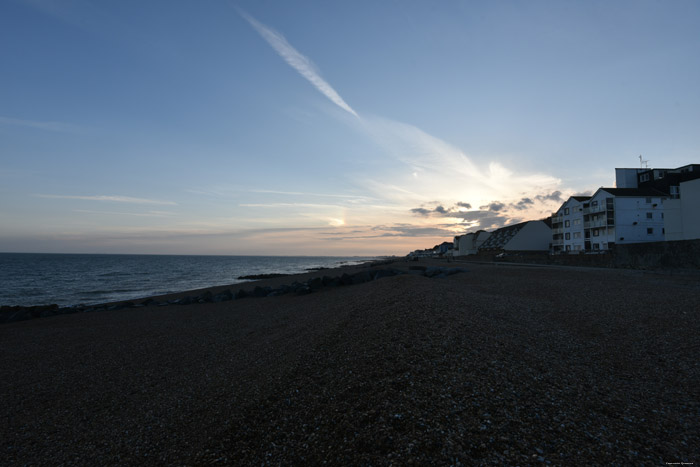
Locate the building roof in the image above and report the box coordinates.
[571,196,591,202]
[479,222,528,249]
[597,187,668,197]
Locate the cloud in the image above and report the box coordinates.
[410,207,433,216]
[513,197,534,210]
[479,202,505,212]
[36,194,177,205]
[240,10,359,118]
[456,202,472,209]
[535,191,563,202]
[0,116,82,133]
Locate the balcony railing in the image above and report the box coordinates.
[551,214,563,222]
[552,227,563,234]
[552,238,564,246]
[584,204,606,214]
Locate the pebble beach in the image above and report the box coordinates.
[1,259,699,465]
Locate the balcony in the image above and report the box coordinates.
[552,227,564,234]
[587,204,606,214]
[551,214,563,222]
[552,238,564,246]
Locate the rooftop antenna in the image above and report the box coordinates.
[639,154,649,168]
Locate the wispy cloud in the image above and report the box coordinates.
[73,209,175,217]
[36,194,177,205]
[239,10,359,118]
[0,116,82,133]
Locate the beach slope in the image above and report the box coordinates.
[1,261,698,464]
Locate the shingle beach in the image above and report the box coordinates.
[1,259,699,465]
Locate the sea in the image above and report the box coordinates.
[0,253,376,307]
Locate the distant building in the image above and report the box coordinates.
[479,220,551,252]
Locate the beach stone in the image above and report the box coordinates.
[339,273,353,286]
[234,289,248,299]
[295,286,313,295]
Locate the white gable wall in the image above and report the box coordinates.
[505,221,551,250]
[665,178,700,241]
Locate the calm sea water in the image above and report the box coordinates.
[0,253,375,307]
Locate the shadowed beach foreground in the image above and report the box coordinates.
[1,260,699,465]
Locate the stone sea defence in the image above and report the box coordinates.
[0,266,468,324]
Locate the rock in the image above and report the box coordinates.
[307,277,323,290]
[213,290,232,303]
[373,269,399,280]
[425,267,443,278]
[351,271,373,284]
[252,286,271,298]
[339,274,354,286]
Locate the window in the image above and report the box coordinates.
[646,212,653,219]
[645,197,652,204]
[565,220,570,227]
[564,208,570,215]
[647,228,653,234]
[593,229,599,237]
[573,232,581,239]
[565,233,571,240]
[573,219,581,226]
[574,245,581,251]
[593,243,600,250]
[670,186,680,199]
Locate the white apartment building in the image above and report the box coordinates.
[553,188,668,253]
[551,196,590,253]
[585,188,667,251]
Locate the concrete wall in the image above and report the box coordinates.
[613,239,700,269]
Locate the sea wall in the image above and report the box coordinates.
[458,239,700,270]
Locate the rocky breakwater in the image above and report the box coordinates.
[0,265,468,325]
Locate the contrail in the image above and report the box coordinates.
[240,10,359,118]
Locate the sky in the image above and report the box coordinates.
[1,0,699,256]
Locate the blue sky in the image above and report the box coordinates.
[1,0,699,255]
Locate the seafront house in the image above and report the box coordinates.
[478,220,552,252]
[551,196,590,254]
[454,230,492,256]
